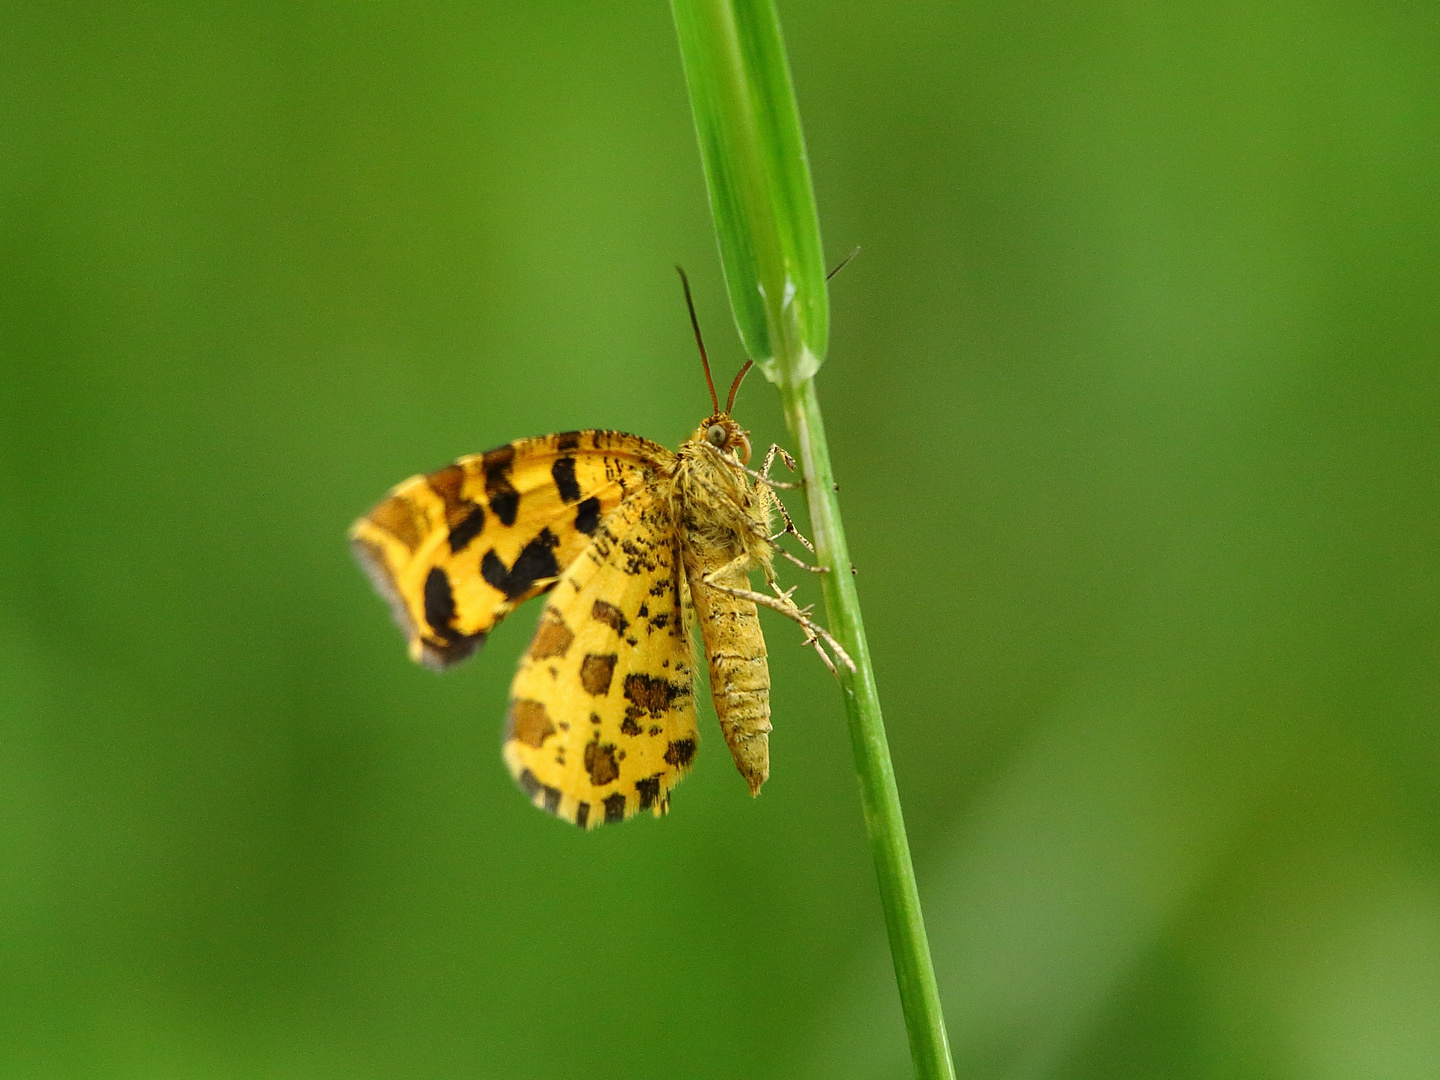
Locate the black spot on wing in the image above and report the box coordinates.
[541,784,562,814]
[636,776,660,811]
[575,496,601,535]
[483,445,520,526]
[664,738,696,767]
[448,504,486,553]
[418,630,486,671]
[423,567,457,635]
[551,456,581,503]
[575,801,589,828]
[488,490,519,527]
[480,528,561,599]
[517,769,541,798]
[603,793,626,824]
[556,431,582,453]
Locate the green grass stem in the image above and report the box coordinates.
[670,4,956,1078]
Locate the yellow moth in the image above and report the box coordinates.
[349,272,849,828]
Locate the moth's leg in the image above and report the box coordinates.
[713,578,853,675]
[772,543,827,574]
[762,443,798,481]
[748,482,826,575]
[744,467,801,490]
[703,550,759,584]
[755,446,818,556]
[762,484,820,559]
[743,443,800,489]
[742,445,802,490]
[700,569,856,675]
[753,522,826,574]
[705,569,840,677]
[755,577,838,674]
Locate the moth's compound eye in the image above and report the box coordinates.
[735,434,752,465]
[706,423,728,447]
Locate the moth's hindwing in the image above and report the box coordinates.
[349,430,673,670]
[504,487,699,829]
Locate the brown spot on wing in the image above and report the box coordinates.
[368,494,423,550]
[635,776,661,811]
[591,599,628,635]
[584,738,620,786]
[603,792,626,823]
[624,672,683,717]
[528,613,574,659]
[426,466,488,552]
[579,653,617,696]
[506,699,556,748]
[664,738,696,767]
[427,464,466,513]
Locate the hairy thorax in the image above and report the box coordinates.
[668,428,772,570]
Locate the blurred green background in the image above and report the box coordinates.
[3,2,1438,1078]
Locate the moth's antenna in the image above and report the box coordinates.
[725,360,754,415]
[676,265,719,414]
[826,245,862,282]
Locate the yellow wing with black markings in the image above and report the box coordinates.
[349,430,674,670]
[504,483,699,828]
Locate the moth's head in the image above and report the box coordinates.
[696,414,752,465]
[676,265,756,468]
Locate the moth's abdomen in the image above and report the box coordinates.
[685,557,772,796]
